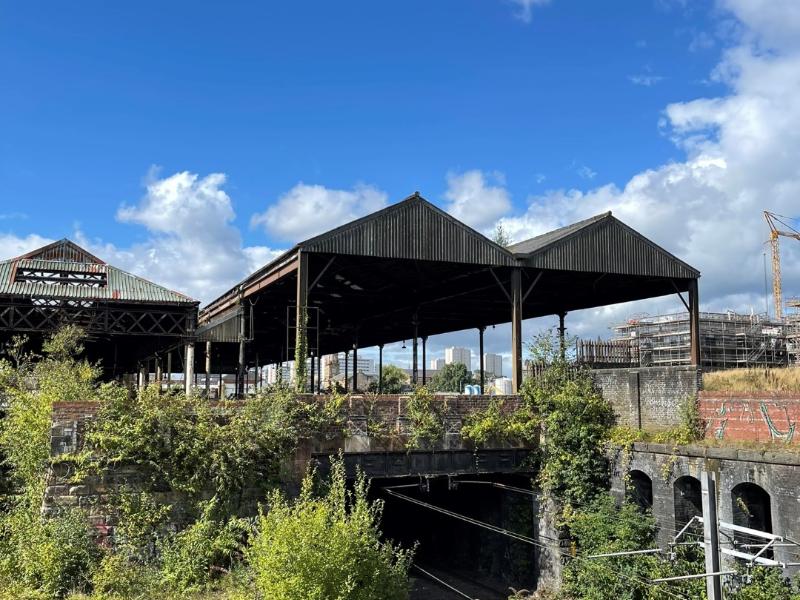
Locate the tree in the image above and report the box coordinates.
[428,362,474,393]
[491,223,512,247]
[368,364,408,394]
[248,459,413,600]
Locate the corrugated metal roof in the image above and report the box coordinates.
[510,212,699,279]
[299,193,516,266]
[0,240,197,305]
[507,212,611,254]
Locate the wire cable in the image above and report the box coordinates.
[411,564,478,600]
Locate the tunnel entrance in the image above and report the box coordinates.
[371,473,538,600]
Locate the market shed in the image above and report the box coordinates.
[197,194,700,394]
[0,239,199,378]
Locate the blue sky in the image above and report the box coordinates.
[2,0,800,370]
[2,0,722,246]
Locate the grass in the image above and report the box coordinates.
[702,368,800,393]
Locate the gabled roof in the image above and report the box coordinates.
[509,212,699,279]
[0,239,198,305]
[298,193,516,266]
[19,239,106,265]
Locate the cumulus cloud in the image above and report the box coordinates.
[496,3,800,332]
[250,183,387,242]
[444,170,512,231]
[509,0,551,23]
[96,171,280,304]
[0,233,53,260]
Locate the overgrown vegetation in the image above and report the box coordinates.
[522,331,615,507]
[703,368,800,393]
[248,459,413,600]
[0,327,407,599]
[461,397,538,448]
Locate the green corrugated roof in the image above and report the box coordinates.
[0,239,197,305]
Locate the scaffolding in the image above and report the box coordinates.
[610,311,789,370]
[788,298,800,367]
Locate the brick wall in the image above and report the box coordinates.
[591,366,701,429]
[44,394,528,534]
[699,391,800,444]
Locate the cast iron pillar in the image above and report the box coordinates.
[689,279,701,368]
[511,268,523,393]
[479,326,485,394]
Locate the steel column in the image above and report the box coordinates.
[205,342,211,394]
[184,341,195,396]
[479,326,485,393]
[422,336,427,385]
[558,311,567,360]
[689,279,701,367]
[378,344,384,394]
[511,268,523,393]
[352,341,358,392]
[295,251,309,390]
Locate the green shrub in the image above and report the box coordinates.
[159,501,251,592]
[248,459,413,600]
[405,386,445,449]
[0,501,100,598]
[461,398,538,447]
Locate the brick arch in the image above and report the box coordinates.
[627,469,653,511]
[673,475,702,533]
[731,482,772,535]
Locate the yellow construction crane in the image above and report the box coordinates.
[764,211,800,320]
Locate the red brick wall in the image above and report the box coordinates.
[699,391,800,444]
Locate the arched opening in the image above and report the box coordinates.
[731,482,772,556]
[626,470,653,511]
[673,476,702,533]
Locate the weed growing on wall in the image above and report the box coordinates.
[522,330,615,507]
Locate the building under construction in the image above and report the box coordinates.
[788,298,800,367]
[610,311,789,370]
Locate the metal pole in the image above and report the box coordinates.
[184,342,195,396]
[378,344,384,394]
[689,279,701,367]
[511,268,523,393]
[155,355,162,393]
[317,352,321,393]
[422,336,427,385]
[166,351,172,391]
[479,326,485,393]
[352,341,359,392]
[295,251,309,390]
[702,471,722,600]
[558,312,567,360]
[309,352,315,394]
[412,316,419,386]
[205,341,211,395]
[344,350,349,392]
[238,306,246,397]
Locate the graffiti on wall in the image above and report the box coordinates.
[703,397,797,444]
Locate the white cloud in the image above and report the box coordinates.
[577,165,597,180]
[99,171,280,304]
[509,0,551,23]
[444,170,512,231]
[496,5,800,333]
[250,182,387,242]
[0,233,53,260]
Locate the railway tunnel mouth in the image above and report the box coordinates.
[371,473,538,600]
